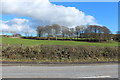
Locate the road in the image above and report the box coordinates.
[2,64,118,78]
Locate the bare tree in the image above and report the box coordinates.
[36,26,44,37]
[75,26,81,40]
[61,26,68,40]
[45,25,52,39]
[88,25,99,41]
[97,26,102,42]
[79,25,86,38]
[101,26,111,42]
[82,25,111,42]
[52,24,60,40]
[69,28,75,40]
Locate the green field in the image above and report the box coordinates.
[1,37,119,47]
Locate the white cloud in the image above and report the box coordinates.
[0,18,36,33]
[1,0,97,28]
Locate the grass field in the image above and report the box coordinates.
[1,37,119,47]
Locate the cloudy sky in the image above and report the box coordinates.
[0,0,118,35]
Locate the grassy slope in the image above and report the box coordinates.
[2,37,118,47]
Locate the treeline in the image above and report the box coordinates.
[36,24,112,42]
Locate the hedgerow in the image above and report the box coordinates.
[2,45,118,62]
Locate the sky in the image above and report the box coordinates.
[52,2,118,34]
[0,0,118,36]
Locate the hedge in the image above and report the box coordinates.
[2,45,119,62]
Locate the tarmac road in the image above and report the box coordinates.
[2,64,118,78]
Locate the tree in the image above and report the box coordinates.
[52,24,60,40]
[61,26,67,40]
[88,25,100,41]
[45,25,52,39]
[62,26,69,39]
[75,26,81,40]
[101,26,111,41]
[81,25,111,42]
[36,26,44,37]
[79,25,86,38]
[97,26,102,42]
[69,28,75,40]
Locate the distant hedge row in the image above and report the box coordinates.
[2,45,118,62]
[21,36,106,42]
[21,36,55,40]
